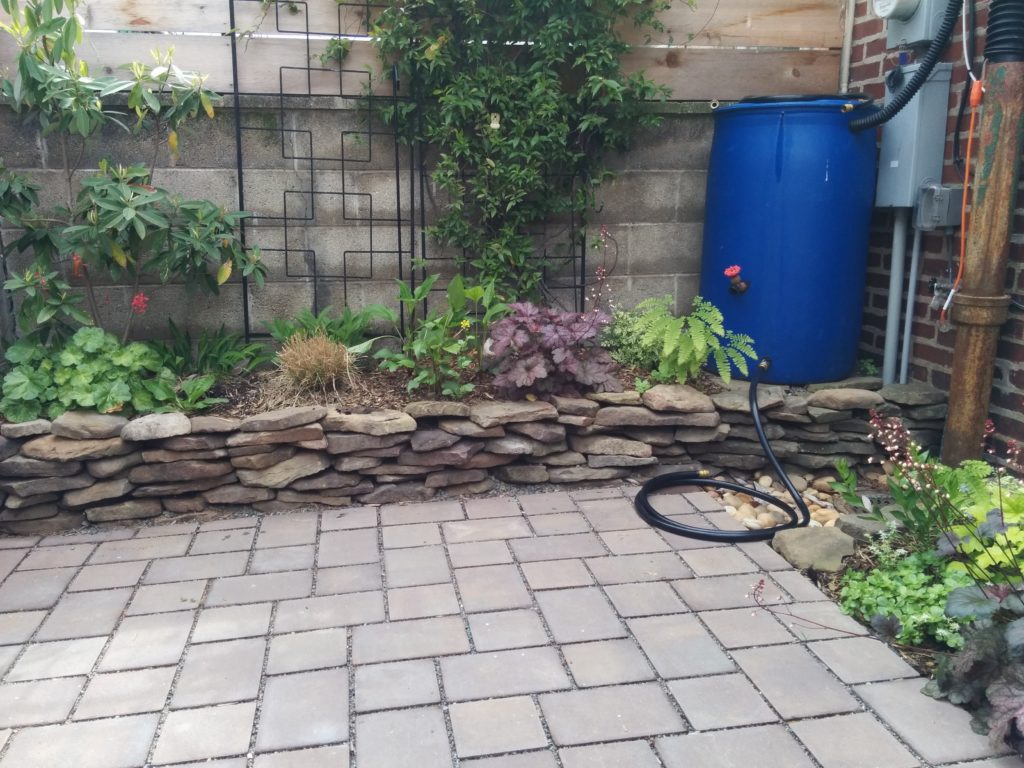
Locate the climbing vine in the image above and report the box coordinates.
[371,0,672,299]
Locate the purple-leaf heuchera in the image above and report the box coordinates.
[488,303,622,398]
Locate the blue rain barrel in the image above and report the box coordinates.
[698,95,878,384]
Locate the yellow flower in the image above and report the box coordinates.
[460,319,471,330]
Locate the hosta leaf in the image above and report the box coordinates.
[946,585,999,620]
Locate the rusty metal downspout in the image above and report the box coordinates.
[941,4,1024,465]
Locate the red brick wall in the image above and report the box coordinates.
[849,0,1024,446]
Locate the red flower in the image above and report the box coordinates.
[724,265,742,278]
[130,292,149,315]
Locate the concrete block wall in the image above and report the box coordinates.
[848,0,1024,445]
[0,100,714,343]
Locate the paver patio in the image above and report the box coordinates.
[0,486,1014,767]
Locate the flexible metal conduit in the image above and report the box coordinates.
[849,0,965,132]
[633,360,812,543]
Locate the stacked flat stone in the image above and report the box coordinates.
[0,379,947,534]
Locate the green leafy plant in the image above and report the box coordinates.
[377,274,507,398]
[150,320,271,381]
[603,307,660,372]
[0,327,222,420]
[0,0,265,343]
[319,37,352,67]
[629,295,756,385]
[857,357,880,376]
[839,540,972,649]
[634,377,652,395]
[371,0,670,298]
[266,304,397,348]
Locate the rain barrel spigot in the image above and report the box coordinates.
[724,265,749,294]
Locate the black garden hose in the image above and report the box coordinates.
[849,0,964,132]
[634,359,812,542]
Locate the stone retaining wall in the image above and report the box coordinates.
[0,380,948,534]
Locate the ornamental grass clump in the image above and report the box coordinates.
[277,333,359,394]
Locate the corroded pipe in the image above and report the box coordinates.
[942,60,1024,466]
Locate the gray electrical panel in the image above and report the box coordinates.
[886,0,949,48]
[875,62,952,208]
[915,183,964,229]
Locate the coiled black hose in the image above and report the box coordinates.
[849,0,965,132]
[634,359,812,543]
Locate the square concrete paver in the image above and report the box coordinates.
[0,568,77,611]
[535,587,625,643]
[316,564,382,595]
[597,529,671,555]
[443,517,533,544]
[540,683,685,746]
[144,552,249,583]
[698,606,795,648]
[73,666,177,719]
[586,553,691,585]
[679,546,758,576]
[856,678,1009,764]
[256,669,349,752]
[388,583,460,620]
[274,592,384,633]
[448,540,513,567]
[352,616,470,664]
[528,512,591,536]
[98,611,194,671]
[627,614,734,678]
[354,659,440,712]
[206,571,312,606]
[656,724,815,768]
[455,564,532,612]
[382,522,441,549]
[379,500,464,526]
[35,588,131,641]
[602,582,688,617]
[127,579,206,615]
[0,677,84,728]
[252,745,350,768]
[808,637,918,684]
[383,546,450,587]
[153,701,257,764]
[250,545,316,574]
[356,706,451,767]
[733,644,860,719]
[562,639,655,687]
[511,533,606,562]
[7,637,107,681]
[69,561,147,591]
[16,543,94,570]
[468,609,548,651]
[450,696,547,758]
[171,637,265,708]
[266,628,347,674]
[560,741,662,768]
[790,712,920,768]
[520,559,593,590]
[0,713,159,768]
[192,603,273,643]
[668,673,777,731]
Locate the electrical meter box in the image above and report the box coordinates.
[875,62,952,208]
[874,0,949,48]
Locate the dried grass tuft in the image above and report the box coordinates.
[277,332,359,394]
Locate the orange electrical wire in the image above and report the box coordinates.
[943,78,985,325]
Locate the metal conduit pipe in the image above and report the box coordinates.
[883,209,912,384]
[942,0,1024,465]
[899,225,924,384]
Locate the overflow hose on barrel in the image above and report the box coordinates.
[633,359,812,542]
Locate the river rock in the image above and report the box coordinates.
[528,451,586,467]
[129,460,234,484]
[22,435,132,462]
[85,498,162,523]
[202,485,275,505]
[569,435,652,458]
[436,419,505,438]
[0,456,82,478]
[807,407,853,424]
[411,429,461,452]
[63,478,134,508]
[557,415,595,427]
[161,496,208,514]
[617,427,676,447]
[547,466,629,483]
[141,448,229,463]
[161,434,228,451]
[405,401,471,419]
[836,513,891,542]
[230,446,297,471]
[424,469,488,488]
[710,386,785,414]
[675,424,730,443]
[507,421,566,443]
[550,396,599,417]
[469,401,558,428]
[0,473,95,497]
[122,412,191,441]
[227,424,324,448]
[878,382,947,406]
[397,440,483,467]
[51,411,128,439]
[459,452,518,469]
[771,527,855,571]
[724,424,787,442]
[358,482,436,504]
[4,492,59,509]
[323,408,416,436]
[807,389,884,411]
[495,465,550,484]
[86,452,144,479]
[0,502,61,521]
[0,419,51,439]
[236,452,330,488]
[641,384,715,413]
[325,432,410,454]
[445,478,497,496]
[189,415,241,433]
